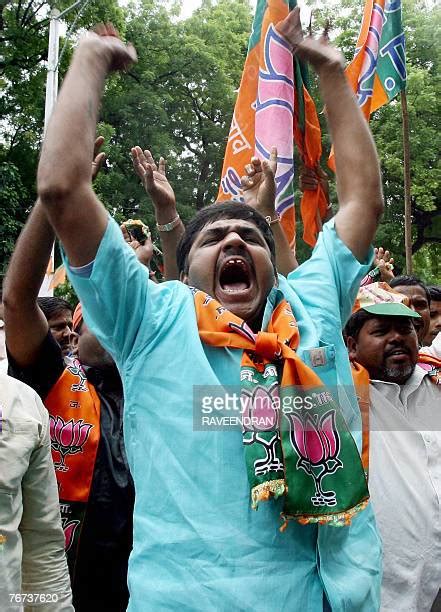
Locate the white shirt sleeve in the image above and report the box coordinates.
[420,332,441,358]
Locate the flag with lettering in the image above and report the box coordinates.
[218,0,326,248]
[329,0,406,170]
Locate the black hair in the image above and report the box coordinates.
[176,201,276,275]
[344,309,378,342]
[37,297,73,321]
[428,285,441,303]
[389,275,431,305]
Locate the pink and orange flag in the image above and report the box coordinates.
[329,0,406,170]
[218,0,327,248]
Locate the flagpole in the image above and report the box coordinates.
[400,90,412,274]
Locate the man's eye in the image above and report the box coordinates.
[242,233,262,244]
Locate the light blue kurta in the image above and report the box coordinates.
[65,217,382,611]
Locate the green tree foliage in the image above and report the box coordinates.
[0,163,27,278]
[0,0,123,275]
[94,0,252,240]
[0,0,439,284]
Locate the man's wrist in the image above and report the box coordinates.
[155,207,178,226]
[156,213,180,232]
[76,41,112,75]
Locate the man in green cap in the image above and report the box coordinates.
[345,282,441,611]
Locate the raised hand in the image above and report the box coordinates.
[79,23,137,73]
[373,247,395,282]
[131,147,176,212]
[276,6,344,73]
[241,147,277,220]
[299,164,329,194]
[120,222,153,268]
[91,136,106,181]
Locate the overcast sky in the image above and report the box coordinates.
[178,0,312,21]
[116,0,313,23]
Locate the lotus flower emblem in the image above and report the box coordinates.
[62,518,80,552]
[66,358,88,392]
[242,384,283,476]
[49,416,93,472]
[286,409,342,507]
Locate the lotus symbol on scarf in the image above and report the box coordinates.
[242,383,283,476]
[286,409,342,507]
[49,415,93,472]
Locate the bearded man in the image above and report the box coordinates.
[346,283,441,611]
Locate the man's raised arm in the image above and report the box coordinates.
[37,25,137,266]
[3,203,54,366]
[278,8,384,261]
[3,138,107,367]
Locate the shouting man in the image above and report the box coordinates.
[37,11,384,612]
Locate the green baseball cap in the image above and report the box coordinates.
[354,282,421,319]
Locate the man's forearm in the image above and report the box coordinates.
[3,202,53,307]
[36,33,123,266]
[155,210,185,281]
[319,66,383,213]
[38,46,107,201]
[271,222,298,276]
[3,202,56,365]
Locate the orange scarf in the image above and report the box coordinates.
[194,288,369,526]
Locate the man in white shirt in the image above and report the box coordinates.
[345,283,441,611]
[0,374,73,611]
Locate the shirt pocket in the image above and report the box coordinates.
[301,342,337,389]
[0,418,38,492]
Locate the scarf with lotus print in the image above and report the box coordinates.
[193,287,369,527]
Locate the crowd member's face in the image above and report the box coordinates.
[182,218,276,330]
[347,315,419,384]
[48,309,73,357]
[391,284,430,343]
[424,299,441,346]
[77,321,114,368]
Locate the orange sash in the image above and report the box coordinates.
[45,358,100,568]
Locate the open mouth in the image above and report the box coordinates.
[218,258,252,293]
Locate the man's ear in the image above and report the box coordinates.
[346,336,358,362]
[180,271,188,284]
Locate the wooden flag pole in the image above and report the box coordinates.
[400,90,413,274]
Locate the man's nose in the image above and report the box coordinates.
[221,231,246,249]
[62,324,71,338]
[387,328,407,343]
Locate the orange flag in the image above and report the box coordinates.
[329,0,406,170]
[218,0,326,248]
